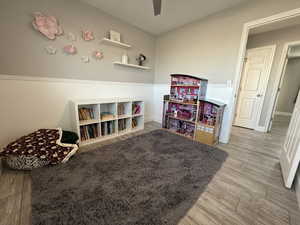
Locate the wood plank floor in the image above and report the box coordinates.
[1,117,299,225]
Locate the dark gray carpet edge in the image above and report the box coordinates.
[31,129,228,225]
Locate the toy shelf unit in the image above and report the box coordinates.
[162,74,225,145]
[72,98,144,146]
[195,98,226,145]
[170,74,207,104]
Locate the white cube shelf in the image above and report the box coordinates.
[71,98,145,146]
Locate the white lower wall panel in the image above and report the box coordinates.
[0,75,154,148]
[0,75,234,148]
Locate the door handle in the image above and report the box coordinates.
[257,94,263,98]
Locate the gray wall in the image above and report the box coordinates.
[276,58,300,113]
[0,0,155,83]
[154,0,300,85]
[247,24,300,126]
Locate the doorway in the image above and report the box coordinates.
[234,45,276,130]
[229,12,300,189]
[268,44,300,132]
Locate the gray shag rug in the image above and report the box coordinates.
[31,129,228,225]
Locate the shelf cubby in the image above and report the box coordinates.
[78,104,100,122]
[101,120,117,137]
[168,118,195,139]
[100,103,117,121]
[80,123,101,142]
[118,118,131,133]
[132,101,144,116]
[117,101,132,118]
[132,115,144,130]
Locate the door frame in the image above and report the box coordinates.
[267,40,300,132]
[234,45,276,131]
[226,8,300,142]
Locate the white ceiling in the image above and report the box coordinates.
[81,0,248,35]
[250,16,300,35]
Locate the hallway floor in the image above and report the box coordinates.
[0,119,299,225]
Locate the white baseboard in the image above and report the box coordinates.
[295,173,300,210]
[255,126,267,132]
[275,111,292,116]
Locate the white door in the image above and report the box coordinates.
[234,46,276,129]
[280,89,300,188]
[268,57,289,132]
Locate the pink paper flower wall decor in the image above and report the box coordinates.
[63,45,77,55]
[93,50,104,60]
[66,32,77,41]
[32,12,63,40]
[82,30,94,41]
[81,56,90,63]
[45,46,57,55]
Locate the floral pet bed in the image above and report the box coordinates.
[0,128,79,170]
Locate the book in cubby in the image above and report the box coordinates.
[100,103,116,121]
[132,115,144,130]
[118,118,131,132]
[118,102,131,118]
[132,101,143,115]
[80,124,100,141]
[78,104,99,121]
[101,120,116,136]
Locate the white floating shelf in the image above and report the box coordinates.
[113,62,150,70]
[101,38,131,49]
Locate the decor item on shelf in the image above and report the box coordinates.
[82,30,94,41]
[162,74,225,145]
[45,46,57,55]
[136,54,147,66]
[63,44,77,55]
[32,12,63,40]
[132,103,141,115]
[109,30,121,42]
[81,56,90,63]
[121,52,129,64]
[66,32,77,41]
[93,50,103,60]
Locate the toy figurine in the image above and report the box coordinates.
[136,54,146,66]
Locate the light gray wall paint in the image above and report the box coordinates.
[0,0,155,83]
[276,58,300,113]
[154,0,300,85]
[247,24,300,126]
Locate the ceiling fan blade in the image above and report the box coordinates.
[153,0,161,16]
